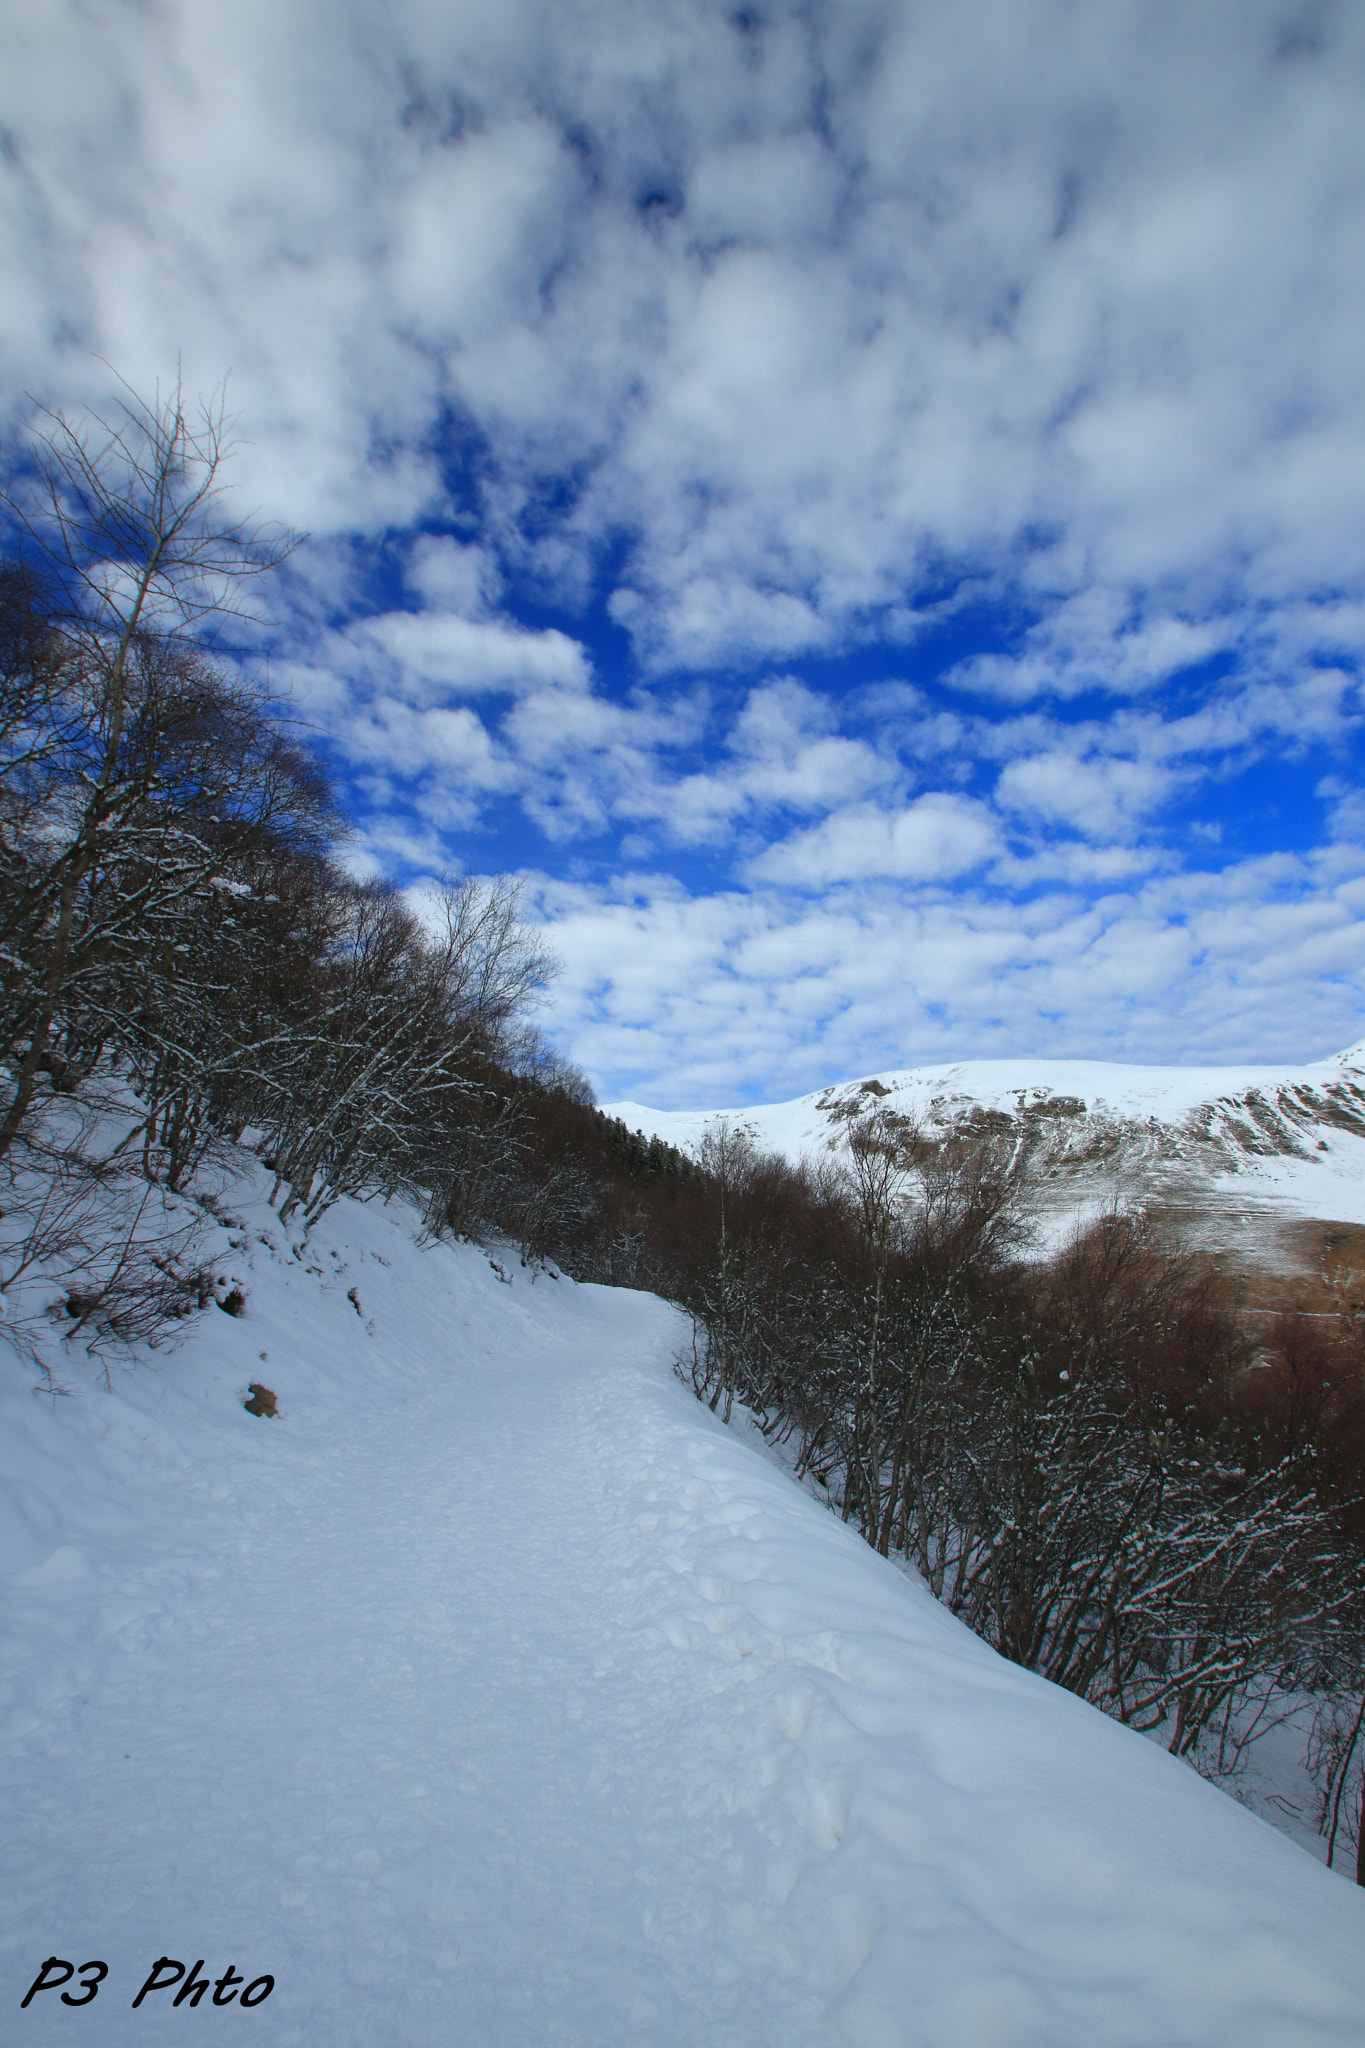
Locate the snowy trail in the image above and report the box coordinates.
[3,1186,1365,2045]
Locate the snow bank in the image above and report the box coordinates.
[2,1174,1362,2044]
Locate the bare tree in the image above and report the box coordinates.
[0,377,300,1154]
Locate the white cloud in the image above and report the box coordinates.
[1318,776,1365,846]
[8,1,1365,661]
[530,848,1365,1106]
[749,795,1002,886]
[348,612,592,700]
[275,596,595,803]
[390,118,576,347]
[950,592,1234,702]
[495,673,894,849]
[996,750,1175,841]
[501,686,696,839]
[406,537,502,617]
[987,840,1168,888]
[339,698,514,785]
[687,133,841,251]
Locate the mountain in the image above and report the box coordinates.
[605,1043,1365,1276]
[2,1162,1363,2042]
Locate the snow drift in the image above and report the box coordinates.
[2,1170,1363,2045]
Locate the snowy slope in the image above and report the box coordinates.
[2,1170,1364,2046]
[606,1042,1365,1254]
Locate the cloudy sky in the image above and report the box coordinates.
[4,0,1365,1104]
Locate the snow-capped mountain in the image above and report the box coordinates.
[605,1043,1365,1262]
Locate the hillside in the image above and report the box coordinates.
[2,1163,1363,2044]
[606,1043,1365,1275]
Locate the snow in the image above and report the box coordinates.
[605,1043,1365,1240]
[2,1171,1363,2044]
[605,1046,1365,1156]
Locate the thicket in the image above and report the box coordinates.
[500,1090,1365,1875]
[570,1109,1365,1879]
[3,382,1362,1877]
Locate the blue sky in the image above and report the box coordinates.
[4,0,1365,1105]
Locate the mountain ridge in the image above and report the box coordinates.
[604,1043,1365,1267]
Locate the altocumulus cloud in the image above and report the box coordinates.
[2,0,1364,1103]
[748,795,1004,886]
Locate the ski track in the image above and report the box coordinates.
[2,1183,1364,2045]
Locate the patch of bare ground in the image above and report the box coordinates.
[1138,1206,1365,1323]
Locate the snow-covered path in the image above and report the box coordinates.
[3,1186,1364,2045]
